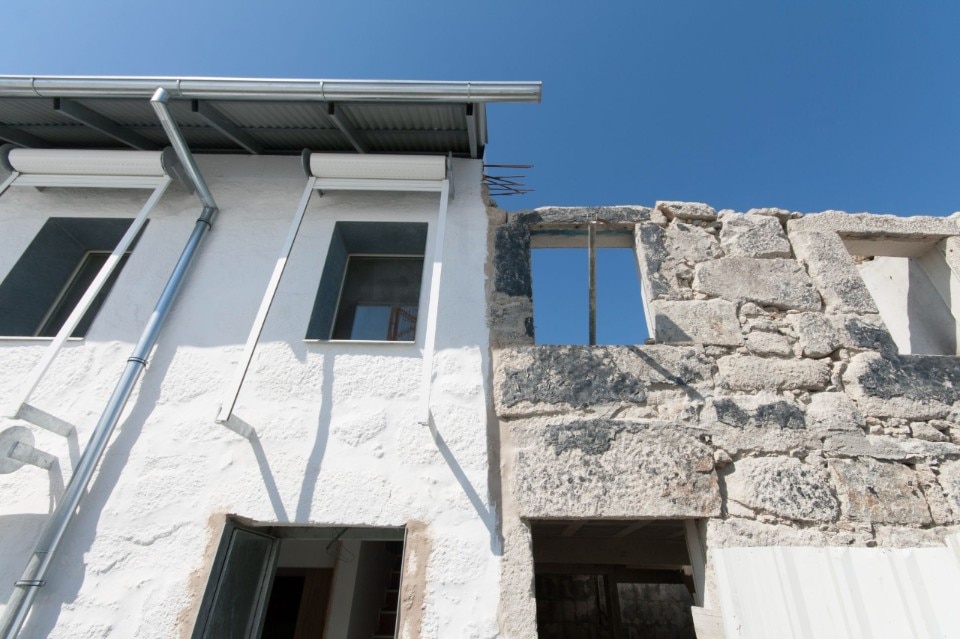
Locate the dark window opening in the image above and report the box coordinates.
[307,222,428,341]
[331,256,423,341]
[531,519,697,639]
[194,522,405,639]
[35,250,131,337]
[531,226,648,345]
[0,218,139,338]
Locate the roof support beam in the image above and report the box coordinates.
[0,126,50,148]
[326,103,366,153]
[465,103,478,159]
[53,98,157,150]
[191,99,263,154]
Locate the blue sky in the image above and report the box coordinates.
[5,0,959,343]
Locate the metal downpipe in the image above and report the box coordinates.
[0,93,217,639]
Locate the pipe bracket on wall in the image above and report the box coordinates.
[0,427,56,474]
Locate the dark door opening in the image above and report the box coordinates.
[531,519,697,639]
[193,523,405,639]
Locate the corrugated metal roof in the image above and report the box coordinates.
[0,78,512,157]
[712,537,960,638]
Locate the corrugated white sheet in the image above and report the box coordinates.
[309,153,445,180]
[8,148,174,176]
[713,535,960,639]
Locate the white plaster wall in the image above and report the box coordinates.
[0,155,501,638]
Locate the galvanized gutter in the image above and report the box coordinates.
[0,76,542,103]
[0,89,218,639]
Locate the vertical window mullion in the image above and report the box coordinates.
[588,221,597,346]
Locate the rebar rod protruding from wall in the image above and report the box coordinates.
[0,90,218,639]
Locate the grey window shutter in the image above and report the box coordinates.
[193,522,279,639]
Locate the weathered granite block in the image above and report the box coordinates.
[788,210,959,238]
[495,345,713,417]
[656,201,717,221]
[824,433,959,461]
[915,464,956,525]
[788,312,839,358]
[719,213,792,258]
[706,517,870,548]
[843,352,960,419]
[724,457,839,523]
[635,223,692,300]
[488,292,534,347]
[939,461,960,516]
[806,393,864,432]
[829,458,932,525]
[693,257,821,310]
[701,393,812,453]
[744,331,793,356]
[529,205,652,225]
[664,222,722,263]
[745,207,801,222]
[702,393,805,430]
[789,231,878,313]
[510,419,720,517]
[650,299,742,346]
[910,421,949,442]
[717,355,830,391]
[834,315,898,354]
[494,222,532,297]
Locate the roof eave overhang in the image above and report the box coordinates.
[0,76,542,103]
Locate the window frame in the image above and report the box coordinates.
[0,217,140,339]
[34,249,132,338]
[304,221,430,345]
[529,222,650,346]
[328,252,425,343]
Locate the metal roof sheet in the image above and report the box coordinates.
[0,75,540,157]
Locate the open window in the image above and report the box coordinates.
[193,522,406,639]
[0,218,137,337]
[306,222,428,342]
[847,237,960,355]
[530,519,699,639]
[530,224,648,345]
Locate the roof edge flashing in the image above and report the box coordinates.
[0,76,542,103]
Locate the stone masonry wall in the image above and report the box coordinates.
[488,201,960,636]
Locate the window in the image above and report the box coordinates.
[848,238,959,355]
[193,521,406,639]
[0,218,138,337]
[530,225,648,345]
[306,222,428,342]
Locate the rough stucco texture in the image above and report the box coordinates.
[0,156,500,638]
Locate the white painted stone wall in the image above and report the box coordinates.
[0,155,500,638]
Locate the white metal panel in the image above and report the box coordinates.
[713,538,960,639]
[8,148,173,177]
[12,174,166,188]
[312,177,444,193]
[309,153,445,181]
